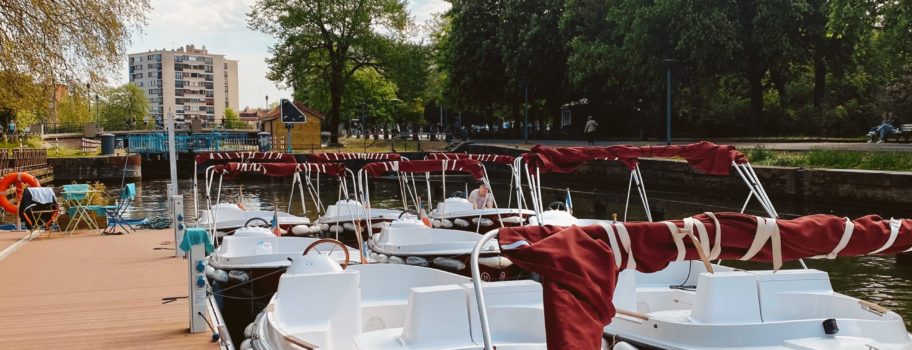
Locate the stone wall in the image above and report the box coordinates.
[49,154,141,182]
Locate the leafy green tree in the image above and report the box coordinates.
[98,83,150,130]
[248,0,409,145]
[222,108,246,129]
[446,0,507,118]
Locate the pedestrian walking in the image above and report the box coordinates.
[584,115,598,145]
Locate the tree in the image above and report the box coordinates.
[98,83,150,130]
[223,108,246,129]
[0,0,149,113]
[248,0,409,145]
[446,0,507,119]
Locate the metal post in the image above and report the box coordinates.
[523,85,529,143]
[185,224,207,333]
[285,124,292,153]
[661,59,677,145]
[172,195,186,258]
[167,110,178,199]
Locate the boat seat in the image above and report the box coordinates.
[463,280,546,345]
[690,271,762,324]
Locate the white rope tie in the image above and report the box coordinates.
[662,221,687,262]
[596,222,623,268]
[741,217,782,271]
[816,217,854,259]
[869,218,902,255]
[613,223,636,270]
[704,212,722,260]
[684,217,711,258]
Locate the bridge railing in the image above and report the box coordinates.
[123,132,259,154]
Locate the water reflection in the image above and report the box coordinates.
[108,176,912,328]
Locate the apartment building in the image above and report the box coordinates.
[128,44,239,127]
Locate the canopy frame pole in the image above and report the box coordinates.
[634,163,653,222]
[745,163,778,217]
[523,163,541,220]
[287,171,298,214]
[481,166,505,229]
[470,229,499,350]
[425,172,433,216]
[506,165,515,210]
[732,162,776,218]
[440,161,447,220]
[624,170,634,222]
[740,191,754,214]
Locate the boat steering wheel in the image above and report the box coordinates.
[244,217,270,227]
[399,209,419,219]
[303,238,350,269]
[547,201,568,211]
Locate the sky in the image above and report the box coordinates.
[118,0,450,109]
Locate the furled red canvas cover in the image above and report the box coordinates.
[212,162,346,177]
[308,152,402,162]
[194,151,296,164]
[425,153,516,165]
[498,213,912,349]
[524,141,747,175]
[361,159,486,179]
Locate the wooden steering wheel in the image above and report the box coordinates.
[303,238,350,269]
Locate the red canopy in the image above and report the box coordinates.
[361,159,486,179]
[309,152,402,162]
[425,153,516,165]
[212,162,346,177]
[498,213,912,349]
[195,151,296,164]
[524,141,748,176]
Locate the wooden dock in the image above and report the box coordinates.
[0,229,218,349]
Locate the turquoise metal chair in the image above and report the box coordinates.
[102,183,137,235]
[62,184,100,233]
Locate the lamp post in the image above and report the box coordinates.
[523,84,529,143]
[661,59,678,145]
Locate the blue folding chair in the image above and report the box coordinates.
[103,183,137,235]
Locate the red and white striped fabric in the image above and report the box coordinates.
[308,152,402,162]
[498,213,912,349]
[361,159,486,179]
[195,151,296,164]
[524,141,748,176]
[425,153,515,165]
[212,162,346,177]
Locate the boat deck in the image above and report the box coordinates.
[0,229,217,349]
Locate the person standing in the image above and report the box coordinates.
[467,183,494,209]
[584,115,598,145]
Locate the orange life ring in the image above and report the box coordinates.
[0,172,41,214]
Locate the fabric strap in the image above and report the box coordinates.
[741,216,783,271]
[869,218,901,255]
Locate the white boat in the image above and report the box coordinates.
[316,199,409,236]
[243,256,544,350]
[429,197,535,231]
[367,219,522,280]
[208,225,362,349]
[198,203,311,233]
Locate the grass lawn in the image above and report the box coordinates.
[317,136,451,153]
[744,147,912,172]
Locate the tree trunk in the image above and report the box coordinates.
[813,51,826,108]
[747,65,765,134]
[328,66,344,146]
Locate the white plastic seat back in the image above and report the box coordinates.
[273,270,362,350]
[463,280,546,345]
[400,285,473,348]
[690,272,761,324]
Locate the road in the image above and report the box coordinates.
[467,139,912,152]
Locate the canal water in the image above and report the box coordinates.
[100,175,911,329]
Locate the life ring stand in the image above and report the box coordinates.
[0,172,41,214]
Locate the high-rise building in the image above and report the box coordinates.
[128,44,239,127]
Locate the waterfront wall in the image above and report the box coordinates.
[49,154,141,182]
[464,144,912,206]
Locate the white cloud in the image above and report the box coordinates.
[411,0,451,25]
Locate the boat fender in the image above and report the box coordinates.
[204,265,217,279]
[309,225,322,234]
[433,257,466,270]
[431,219,441,228]
[472,218,494,226]
[388,256,405,264]
[440,218,453,228]
[239,339,253,350]
[478,256,513,269]
[291,225,310,236]
[228,270,250,283]
[500,216,525,224]
[244,322,256,338]
[329,224,342,233]
[612,341,639,350]
[342,222,356,232]
[319,224,330,231]
[212,269,229,283]
[454,218,470,228]
[374,254,389,263]
[371,222,389,229]
[406,256,429,266]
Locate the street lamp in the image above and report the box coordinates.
[661,59,678,145]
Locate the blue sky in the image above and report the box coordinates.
[118,0,450,109]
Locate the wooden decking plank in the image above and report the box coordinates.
[0,229,216,349]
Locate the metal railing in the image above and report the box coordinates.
[0,148,49,174]
[124,132,258,154]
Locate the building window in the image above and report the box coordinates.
[138,81,144,87]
